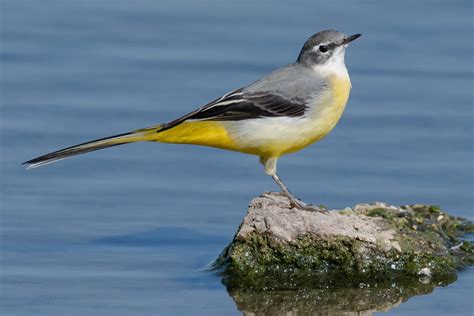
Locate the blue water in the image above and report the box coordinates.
[1,0,473,315]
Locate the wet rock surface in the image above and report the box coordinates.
[212,192,473,291]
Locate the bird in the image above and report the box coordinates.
[24,30,361,212]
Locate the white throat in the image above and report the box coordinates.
[312,48,349,80]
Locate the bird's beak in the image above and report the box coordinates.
[343,33,362,45]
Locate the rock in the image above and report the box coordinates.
[212,192,473,290]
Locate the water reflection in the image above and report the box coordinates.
[226,276,455,315]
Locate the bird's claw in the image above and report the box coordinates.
[290,199,329,213]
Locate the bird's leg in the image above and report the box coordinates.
[260,156,327,213]
[271,173,304,207]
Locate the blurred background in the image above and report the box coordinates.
[1,0,472,315]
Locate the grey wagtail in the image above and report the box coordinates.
[24,30,361,212]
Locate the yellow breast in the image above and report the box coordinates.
[276,74,352,155]
[311,74,351,139]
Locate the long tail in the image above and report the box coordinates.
[23,126,161,169]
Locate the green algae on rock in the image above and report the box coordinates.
[212,192,473,290]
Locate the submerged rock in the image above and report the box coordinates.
[212,192,473,290]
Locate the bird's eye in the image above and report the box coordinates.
[319,45,328,53]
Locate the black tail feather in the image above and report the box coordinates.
[23,131,136,169]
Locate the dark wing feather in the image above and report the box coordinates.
[159,88,307,132]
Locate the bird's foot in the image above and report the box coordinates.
[289,198,328,213]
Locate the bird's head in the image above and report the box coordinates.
[297,30,361,69]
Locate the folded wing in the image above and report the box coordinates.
[159,88,308,132]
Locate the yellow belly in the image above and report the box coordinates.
[152,75,351,158]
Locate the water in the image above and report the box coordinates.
[1,0,472,315]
